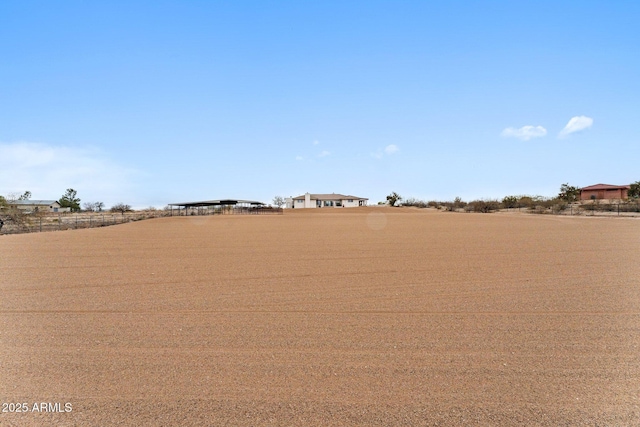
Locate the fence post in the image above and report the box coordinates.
[76,215,78,229]
[40,217,42,232]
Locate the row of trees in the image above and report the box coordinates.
[1,189,132,214]
[385,181,640,212]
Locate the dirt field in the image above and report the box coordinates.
[1,207,639,426]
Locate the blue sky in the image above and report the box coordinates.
[1,1,639,207]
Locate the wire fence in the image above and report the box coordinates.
[0,207,283,235]
[516,201,640,217]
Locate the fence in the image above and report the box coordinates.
[0,207,283,235]
[171,206,284,216]
[510,201,640,217]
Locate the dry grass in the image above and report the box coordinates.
[1,207,639,426]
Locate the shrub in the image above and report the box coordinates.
[403,197,428,208]
[110,203,132,214]
[466,199,500,213]
[502,196,518,209]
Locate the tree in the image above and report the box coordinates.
[386,192,402,207]
[5,192,20,202]
[629,181,640,199]
[558,183,581,202]
[272,196,285,208]
[83,201,105,212]
[502,195,518,209]
[18,191,32,200]
[59,188,81,211]
[110,203,132,214]
[0,195,7,208]
[453,196,466,209]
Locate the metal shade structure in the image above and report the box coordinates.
[168,199,266,208]
[166,199,281,216]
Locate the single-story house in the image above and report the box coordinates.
[286,193,368,209]
[580,184,630,201]
[5,200,69,213]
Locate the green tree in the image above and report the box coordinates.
[558,183,581,202]
[59,188,81,211]
[629,181,640,199]
[502,195,518,208]
[18,191,32,200]
[0,195,7,208]
[386,192,402,207]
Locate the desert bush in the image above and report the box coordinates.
[110,203,132,214]
[466,199,500,213]
[403,198,428,208]
[502,196,518,209]
[440,201,455,211]
[552,202,568,214]
[532,205,548,214]
[453,197,466,209]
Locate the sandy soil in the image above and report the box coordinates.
[1,207,639,426]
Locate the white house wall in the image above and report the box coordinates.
[291,194,368,208]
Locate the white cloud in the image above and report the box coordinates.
[558,115,593,138]
[313,140,320,145]
[295,155,304,161]
[371,144,400,159]
[0,141,138,206]
[501,125,547,141]
[317,150,331,157]
[384,144,399,154]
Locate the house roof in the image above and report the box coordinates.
[581,184,631,191]
[292,193,368,201]
[167,199,265,207]
[9,200,59,206]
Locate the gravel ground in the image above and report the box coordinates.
[1,208,639,426]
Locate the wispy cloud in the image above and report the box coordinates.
[317,150,331,157]
[558,115,593,138]
[0,141,138,206]
[371,144,400,159]
[295,155,304,161]
[501,125,547,141]
[384,144,399,154]
[313,140,320,145]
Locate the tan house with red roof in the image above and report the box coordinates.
[580,184,630,201]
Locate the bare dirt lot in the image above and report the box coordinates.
[1,207,639,426]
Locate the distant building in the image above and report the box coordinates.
[5,200,69,213]
[580,184,630,201]
[286,193,368,209]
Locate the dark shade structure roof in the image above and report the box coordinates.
[168,199,266,208]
